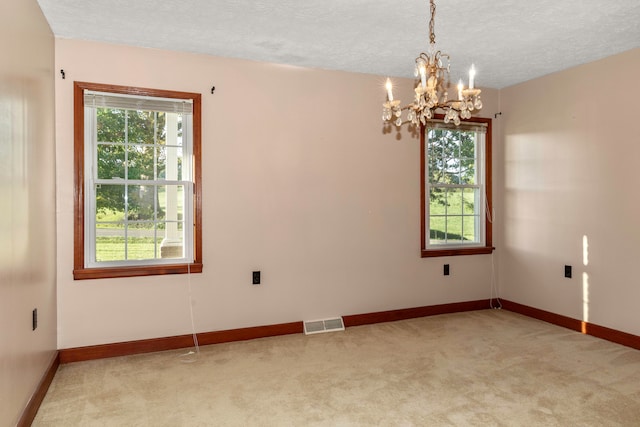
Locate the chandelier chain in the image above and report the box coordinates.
[429,0,436,45]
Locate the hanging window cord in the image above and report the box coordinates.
[485,199,501,309]
[489,251,501,309]
[179,263,200,363]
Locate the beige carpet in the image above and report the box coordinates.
[33,310,640,426]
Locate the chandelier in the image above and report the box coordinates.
[382,0,482,127]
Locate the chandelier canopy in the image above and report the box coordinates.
[383,0,482,127]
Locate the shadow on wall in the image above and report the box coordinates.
[382,122,420,141]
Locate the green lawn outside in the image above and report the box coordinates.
[429,187,479,244]
[96,236,163,262]
[95,186,183,225]
[95,186,184,260]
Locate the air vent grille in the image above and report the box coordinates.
[303,317,345,335]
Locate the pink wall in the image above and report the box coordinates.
[497,48,640,335]
[0,0,57,424]
[55,38,500,348]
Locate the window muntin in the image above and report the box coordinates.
[73,82,202,279]
[421,117,492,257]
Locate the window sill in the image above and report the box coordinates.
[421,246,495,258]
[73,262,203,280]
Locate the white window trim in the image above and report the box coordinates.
[83,91,194,268]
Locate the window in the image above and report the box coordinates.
[73,82,202,279]
[421,116,493,257]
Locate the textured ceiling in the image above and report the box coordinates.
[37,0,640,89]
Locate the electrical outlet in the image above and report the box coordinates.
[252,271,261,285]
[564,265,572,278]
[32,308,37,331]
[444,264,450,276]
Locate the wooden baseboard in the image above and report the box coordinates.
[17,351,59,427]
[501,299,640,351]
[343,299,491,327]
[60,300,493,363]
[56,298,640,364]
[60,321,304,363]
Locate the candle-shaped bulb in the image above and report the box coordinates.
[385,78,394,101]
[469,64,476,89]
[419,64,427,89]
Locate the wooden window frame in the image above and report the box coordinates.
[73,81,203,279]
[420,115,494,257]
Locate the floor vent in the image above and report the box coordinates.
[303,317,345,335]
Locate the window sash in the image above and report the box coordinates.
[83,99,194,268]
[425,127,486,249]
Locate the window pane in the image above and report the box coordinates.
[429,216,446,244]
[460,157,476,184]
[463,215,479,243]
[427,129,444,184]
[159,221,184,259]
[96,184,124,213]
[428,155,444,184]
[95,230,125,262]
[157,146,183,181]
[446,216,463,243]
[462,188,477,215]
[97,144,125,179]
[157,147,166,179]
[155,112,167,145]
[96,108,125,143]
[127,144,155,180]
[158,185,184,222]
[460,131,475,158]
[446,188,464,215]
[175,116,184,147]
[443,158,460,184]
[441,130,458,159]
[95,207,123,226]
[127,222,160,260]
[127,185,156,221]
[126,236,155,260]
[128,110,163,144]
[459,132,476,184]
[426,129,439,156]
[429,188,447,215]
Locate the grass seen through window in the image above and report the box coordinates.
[95,187,183,261]
[429,188,478,243]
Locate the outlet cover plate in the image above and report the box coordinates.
[564,265,572,278]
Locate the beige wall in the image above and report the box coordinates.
[55,38,499,349]
[0,0,57,425]
[497,48,640,336]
